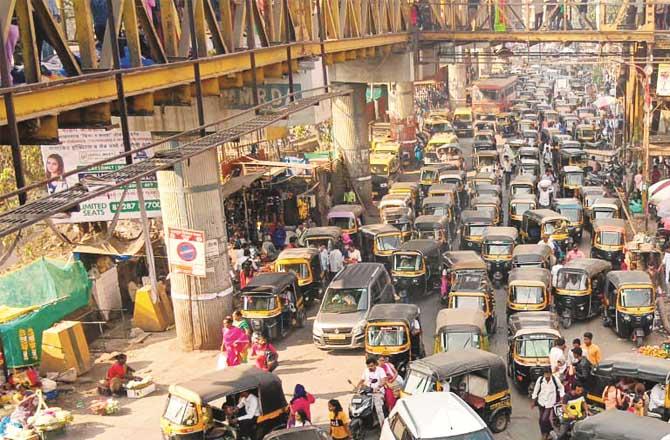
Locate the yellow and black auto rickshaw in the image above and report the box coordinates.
[365,303,425,376]
[420,165,447,196]
[161,365,289,440]
[460,210,495,252]
[506,268,552,316]
[521,209,570,253]
[434,308,490,353]
[274,248,323,306]
[360,223,402,268]
[509,195,537,229]
[572,404,670,438]
[402,350,512,433]
[580,185,606,225]
[590,218,626,268]
[441,250,487,305]
[554,258,611,329]
[603,270,655,346]
[447,271,497,334]
[589,197,622,228]
[507,311,561,396]
[439,170,467,208]
[240,272,305,340]
[420,196,456,236]
[381,206,415,242]
[327,204,364,244]
[379,193,413,215]
[300,226,342,250]
[414,215,450,252]
[510,175,536,198]
[481,227,518,287]
[371,152,399,198]
[560,165,585,198]
[389,182,421,208]
[391,239,443,298]
[511,244,552,269]
[552,197,584,243]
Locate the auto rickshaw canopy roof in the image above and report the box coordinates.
[421,197,452,209]
[380,194,412,209]
[591,218,626,232]
[169,365,288,409]
[511,194,538,204]
[435,309,485,334]
[421,165,449,174]
[398,239,442,257]
[508,268,551,286]
[390,182,420,193]
[461,210,495,224]
[439,170,466,180]
[482,227,519,242]
[606,270,652,287]
[592,198,621,209]
[360,224,400,237]
[328,204,365,217]
[594,352,670,383]
[581,186,606,196]
[302,226,342,241]
[428,183,457,194]
[562,258,612,277]
[519,146,540,156]
[368,303,420,325]
[443,251,486,271]
[563,165,584,174]
[475,184,502,195]
[524,209,568,224]
[451,272,490,293]
[414,215,449,228]
[508,311,560,336]
[243,272,297,294]
[553,198,581,209]
[472,196,501,206]
[276,247,320,261]
[512,244,553,261]
[561,149,587,158]
[381,207,414,223]
[511,175,536,185]
[572,406,670,440]
[408,349,508,395]
[472,171,497,181]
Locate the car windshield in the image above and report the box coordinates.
[441,331,480,351]
[512,186,532,196]
[594,209,615,219]
[598,231,621,246]
[275,262,309,279]
[377,235,401,251]
[620,288,653,307]
[242,294,276,311]
[367,325,407,347]
[393,253,423,271]
[516,336,554,357]
[565,173,583,185]
[321,288,368,313]
[428,122,452,132]
[485,243,512,255]
[163,395,198,425]
[512,203,534,216]
[451,295,485,310]
[468,225,488,237]
[557,271,587,290]
[559,208,580,222]
[403,372,435,394]
[328,217,355,230]
[371,164,388,175]
[421,170,437,181]
[510,286,544,304]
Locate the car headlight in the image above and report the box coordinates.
[353,320,366,335]
[312,324,324,336]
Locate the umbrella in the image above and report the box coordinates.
[593,95,616,109]
[650,178,670,204]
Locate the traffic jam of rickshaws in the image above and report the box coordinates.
[159,64,670,440]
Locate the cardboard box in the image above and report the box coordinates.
[127,382,156,399]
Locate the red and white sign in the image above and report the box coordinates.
[167,227,206,277]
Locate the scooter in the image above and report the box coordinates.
[347,381,385,440]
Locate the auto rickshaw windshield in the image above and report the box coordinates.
[243,294,277,311]
[403,372,435,394]
[425,206,449,217]
[512,187,533,196]
[393,253,424,271]
[416,228,440,240]
[321,288,368,313]
[377,234,401,251]
[421,169,438,181]
[559,208,580,222]
[442,331,480,351]
[620,288,653,307]
[594,209,616,219]
[544,220,566,234]
[475,206,497,218]
[557,271,588,290]
[427,122,451,132]
[367,325,408,347]
[305,237,332,249]
[371,164,389,175]
[451,295,485,310]
[485,242,512,255]
[579,128,595,138]
[516,336,554,357]
[275,262,309,279]
[328,217,356,230]
[597,231,622,245]
[565,173,583,185]
[511,286,544,304]
[163,395,197,425]
[512,203,534,216]
[467,224,489,237]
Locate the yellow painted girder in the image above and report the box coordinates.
[420,30,656,43]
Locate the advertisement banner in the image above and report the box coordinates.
[657,64,670,96]
[167,227,206,277]
[41,129,160,223]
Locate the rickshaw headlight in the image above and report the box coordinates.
[380,183,388,188]
[412,278,420,284]
[623,314,631,321]
[487,262,492,270]
[646,314,654,321]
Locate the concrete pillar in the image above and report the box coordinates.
[448,63,468,106]
[332,83,372,209]
[157,148,233,351]
[388,81,417,162]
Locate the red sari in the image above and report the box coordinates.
[223,326,249,366]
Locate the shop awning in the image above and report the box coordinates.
[221,173,265,199]
[73,236,147,256]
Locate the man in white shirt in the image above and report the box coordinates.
[347,244,362,264]
[531,368,565,438]
[329,247,344,276]
[551,257,564,286]
[236,390,260,438]
[549,338,567,375]
[357,357,387,426]
[650,383,666,416]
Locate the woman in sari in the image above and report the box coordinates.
[378,356,400,411]
[220,317,249,367]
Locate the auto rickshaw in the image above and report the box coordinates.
[240,272,305,340]
[588,353,670,420]
[518,158,541,177]
[509,195,537,229]
[506,268,552,316]
[402,349,512,433]
[373,140,403,165]
[414,215,450,252]
[433,309,490,353]
[274,248,323,306]
[433,143,465,170]
[391,239,443,298]
[507,311,561,395]
[474,151,499,174]
[442,250,487,305]
[439,170,467,209]
[521,209,570,253]
[460,210,495,252]
[572,407,670,440]
[560,165,584,198]
[327,204,364,243]
[419,165,447,195]
[389,182,421,208]
[300,226,342,250]
[580,185,606,225]
[590,218,626,267]
[423,112,454,135]
[471,196,501,225]
[518,146,540,163]
[474,184,502,201]
[370,152,399,198]
[420,196,453,220]
[160,366,289,440]
[603,270,655,346]
[381,206,415,241]
[469,171,498,189]
[554,258,611,329]
[511,244,552,269]
[552,197,584,242]
[589,197,622,227]
[426,183,459,211]
[379,192,413,214]
[481,227,518,287]
[360,223,402,268]
[365,303,425,375]
[560,148,588,168]
[447,271,497,334]
[575,123,597,143]
[506,138,527,159]
[510,175,536,198]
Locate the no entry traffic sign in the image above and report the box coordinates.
[168,227,206,277]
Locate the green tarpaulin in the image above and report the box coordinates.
[0,258,91,368]
[366,86,386,103]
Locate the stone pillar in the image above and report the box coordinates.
[332,83,372,209]
[448,62,468,106]
[388,81,417,162]
[157,148,233,351]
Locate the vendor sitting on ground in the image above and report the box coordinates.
[101,354,139,396]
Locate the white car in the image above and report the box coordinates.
[380,392,494,440]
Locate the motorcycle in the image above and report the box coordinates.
[347,381,385,440]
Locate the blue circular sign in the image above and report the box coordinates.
[176,241,197,262]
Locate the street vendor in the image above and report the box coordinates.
[102,354,139,396]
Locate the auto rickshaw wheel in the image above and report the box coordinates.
[296,310,306,328]
[489,411,510,433]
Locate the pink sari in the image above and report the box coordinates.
[223,326,249,366]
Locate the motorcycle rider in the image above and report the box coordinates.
[551,382,589,440]
[357,357,387,427]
